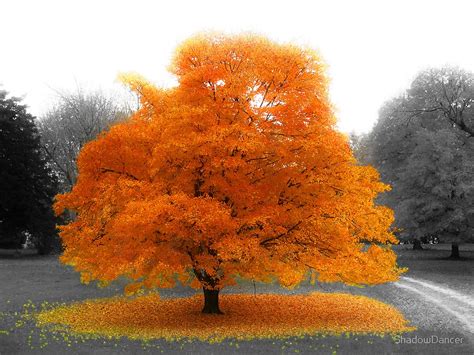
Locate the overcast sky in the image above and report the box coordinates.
[2,0,474,133]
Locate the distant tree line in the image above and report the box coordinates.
[353,66,474,258]
[2,66,474,258]
[0,87,129,253]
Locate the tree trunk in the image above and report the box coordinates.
[413,239,423,250]
[202,288,223,314]
[449,242,460,259]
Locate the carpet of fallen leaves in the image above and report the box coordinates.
[35,292,415,342]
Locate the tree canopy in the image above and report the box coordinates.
[55,34,402,313]
[0,90,58,253]
[364,67,474,256]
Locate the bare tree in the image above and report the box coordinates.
[38,88,130,192]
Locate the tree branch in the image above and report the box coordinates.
[260,218,308,246]
[100,168,139,181]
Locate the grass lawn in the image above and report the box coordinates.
[0,244,473,354]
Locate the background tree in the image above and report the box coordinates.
[348,131,370,164]
[38,88,128,192]
[365,67,474,257]
[405,67,474,136]
[55,34,403,314]
[0,90,58,253]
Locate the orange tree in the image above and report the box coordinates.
[55,34,403,314]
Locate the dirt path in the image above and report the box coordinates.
[395,276,474,336]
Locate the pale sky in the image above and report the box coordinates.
[2,0,474,133]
